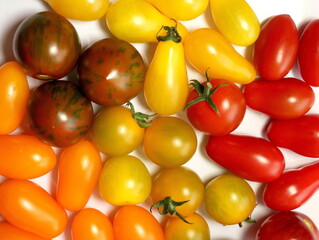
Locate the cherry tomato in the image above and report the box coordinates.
[98,155,151,206]
[204,173,256,225]
[298,19,319,86]
[27,80,94,148]
[253,14,299,80]
[164,213,210,240]
[78,38,146,106]
[13,11,81,80]
[184,28,256,84]
[266,114,319,157]
[243,78,314,119]
[0,61,29,134]
[105,0,188,43]
[0,135,56,179]
[0,180,68,238]
[44,0,109,21]
[71,208,114,240]
[113,205,164,240]
[56,140,102,212]
[185,78,246,136]
[0,222,49,240]
[205,134,285,182]
[210,0,260,46]
[143,116,197,167]
[151,166,204,217]
[90,106,144,156]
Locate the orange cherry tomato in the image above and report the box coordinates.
[0,179,68,239]
[56,140,102,211]
[0,61,29,134]
[71,208,114,240]
[0,222,49,240]
[0,135,57,179]
[113,205,165,240]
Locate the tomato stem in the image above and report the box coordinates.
[126,101,156,128]
[156,20,182,43]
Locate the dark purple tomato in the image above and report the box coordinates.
[27,80,94,148]
[78,38,146,106]
[13,11,81,80]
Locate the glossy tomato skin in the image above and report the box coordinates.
[243,78,314,119]
[262,161,319,211]
[0,61,29,134]
[0,180,68,239]
[266,114,319,157]
[205,134,285,182]
[113,205,164,240]
[256,211,319,240]
[56,140,102,211]
[0,135,56,179]
[186,79,246,136]
[0,222,50,240]
[253,14,299,80]
[71,208,114,240]
[27,80,94,148]
[298,19,319,86]
[78,38,146,106]
[13,11,81,80]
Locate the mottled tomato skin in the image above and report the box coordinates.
[13,11,81,80]
[27,80,94,148]
[78,38,146,106]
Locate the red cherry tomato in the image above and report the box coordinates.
[0,222,50,240]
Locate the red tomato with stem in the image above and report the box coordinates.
[0,222,50,240]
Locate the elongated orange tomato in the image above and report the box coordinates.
[56,140,102,211]
[144,26,189,115]
[184,28,256,84]
[0,61,29,134]
[0,180,68,239]
[0,135,56,179]
[0,222,50,240]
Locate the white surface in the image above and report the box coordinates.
[1,0,319,239]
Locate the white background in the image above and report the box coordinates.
[1,0,319,239]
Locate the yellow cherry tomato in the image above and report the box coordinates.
[145,0,209,21]
[184,28,256,84]
[105,0,188,43]
[210,0,260,46]
[44,0,109,21]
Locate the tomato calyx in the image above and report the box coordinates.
[238,216,257,228]
[126,101,156,128]
[156,22,182,43]
[150,196,192,224]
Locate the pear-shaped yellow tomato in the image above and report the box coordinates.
[184,28,256,84]
[105,0,188,43]
[145,0,209,21]
[210,0,260,46]
[144,27,189,115]
[44,0,109,21]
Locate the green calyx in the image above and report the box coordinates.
[150,196,192,224]
[126,101,156,128]
[156,21,182,43]
[238,216,257,228]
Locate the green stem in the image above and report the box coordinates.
[125,101,156,128]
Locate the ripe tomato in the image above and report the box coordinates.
[243,78,314,119]
[98,155,151,206]
[0,61,29,135]
[13,11,81,80]
[90,105,144,156]
[56,140,102,212]
[0,180,68,239]
[27,80,94,148]
[184,28,256,84]
[0,135,56,179]
[210,0,260,46]
[0,222,49,240]
[253,15,299,81]
[151,166,204,217]
[204,173,256,225]
[164,213,210,240]
[143,116,197,167]
[44,0,109,21]
[78,38,146,107]
[185,78,246,136]
[105,0,188,43]
[298,19,319,86]
[113,205,164,240]
[71,208,114,240]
